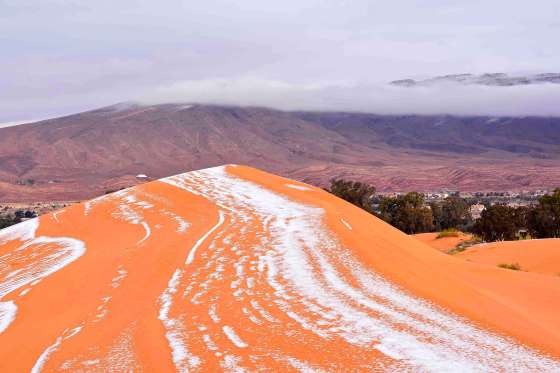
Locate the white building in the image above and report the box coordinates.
[470,203,485,220]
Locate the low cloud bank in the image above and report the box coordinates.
[140,78,560,116]
[0,119,41,129]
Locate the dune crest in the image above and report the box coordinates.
[1,165,559,371]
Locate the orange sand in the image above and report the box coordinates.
[458,239,560,276]
[1,165,559,371]
[413,232,473,252]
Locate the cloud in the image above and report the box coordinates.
[140,77,560,116]
[0,119,40,129]
[2,0,560,120]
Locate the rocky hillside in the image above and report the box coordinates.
[0,103,559,200]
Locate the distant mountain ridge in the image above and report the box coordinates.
[391,73,560,87]
[0,103,559,201]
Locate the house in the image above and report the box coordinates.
[470,203,485,220]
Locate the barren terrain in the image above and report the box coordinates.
[0,104,559,201]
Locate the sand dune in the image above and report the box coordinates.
[459,239,560,276]
[1,165,559,371]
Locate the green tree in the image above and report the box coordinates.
[528,188,560,238]
[430,201,444,231]
[0,215,21,229]
[379,192,434,234]
[472,205,525,241]
[442,196,472,230]
[328,179,377,213]
[431,196,471,231]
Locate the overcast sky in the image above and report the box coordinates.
[2,0,560,121]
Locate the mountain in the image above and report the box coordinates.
[1,165,559,371]
[391,73,560,87]
[0,103,559,201]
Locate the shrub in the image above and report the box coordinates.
[0,215,22,229]
[436,228,459,239]
[497,263,521,271]
[447,236,482,255]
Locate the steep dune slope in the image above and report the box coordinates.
[458,239,560,276]
[1,165,560,371]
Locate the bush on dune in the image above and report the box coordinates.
[0,215,22,229]
[497,263,522,271]
[436,228,460,239]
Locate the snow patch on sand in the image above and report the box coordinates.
[0,301,17,334]
[186,210,225,265]
[340,218,352,231]
[137,222,151,245]
[221,354,246,372]
[0,236,86,299]
[52,210,66,223]
[284,356,326,373]
[31,322,85,372]
[174,216,190,233]
[222,326,248,348]
[31,336,62,373]
[159,269,201,371]
[83,194,111,216]
[0,217,86,336]
[0,218,39,244]
[208,303,221,323]
[285,183,312,191]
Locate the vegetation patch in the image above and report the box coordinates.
[327,177,560,242]
[473,188,560,241]
[447,236,482,255]
[436,228,459,239]
[497,263,522,271]
[0,215,22,229]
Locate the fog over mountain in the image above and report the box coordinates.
[140,77,560,117]
[2,0,560,121]
[391,73,560,87]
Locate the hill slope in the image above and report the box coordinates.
[1,165,560,371]
[458,239,560,276]
[0,103,559,201]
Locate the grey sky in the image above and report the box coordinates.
[1,0,560,121]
